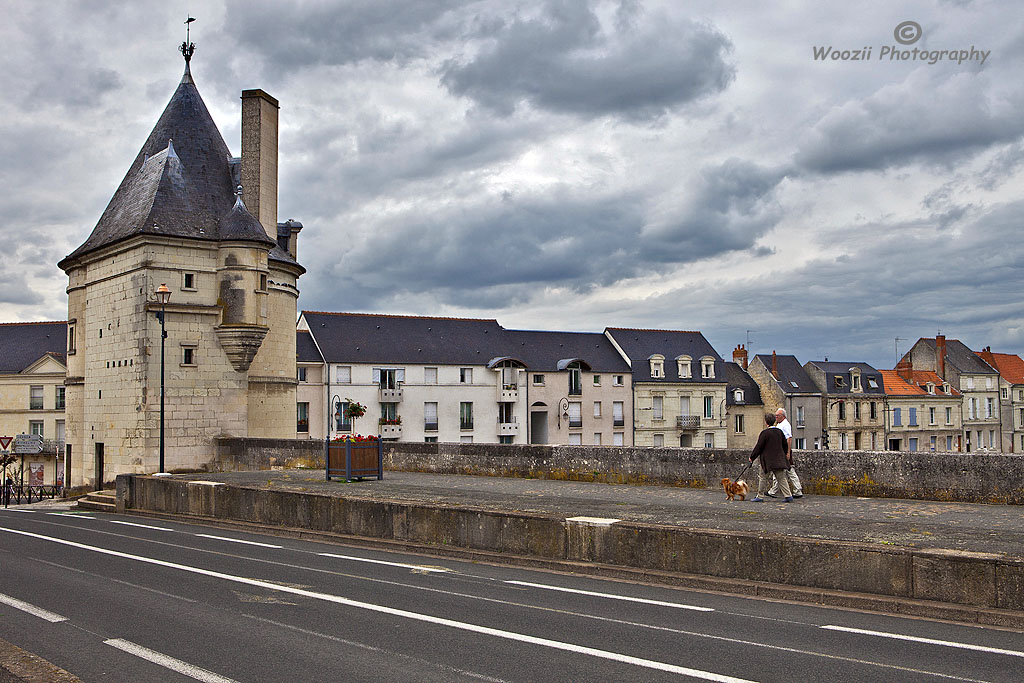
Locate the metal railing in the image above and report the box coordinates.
[460,421,474,430]
[677,415,700,429]
[3,484,64,506]
[424,421,439,432]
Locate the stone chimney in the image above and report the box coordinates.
[771,350,779,379]
[896,358,914,381]
[240,89,279,240]
[935,335,946,379]
[732,344,748,370]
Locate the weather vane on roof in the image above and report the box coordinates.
[180,16,196,64]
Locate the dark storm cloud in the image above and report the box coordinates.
[640,159,787,262]
[795,72,1024,174]
[222,0,465,73]
[439,0,735,119]
[651,199,1024,368]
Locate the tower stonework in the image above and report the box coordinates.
[58,58,304,488]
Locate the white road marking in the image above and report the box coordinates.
[0,592,68,623]
[505,580,714,611]
[47,513,95,518]
[3,508,33,513]
[104,639,238,683]
[111,520,174,532]
[318,552,449,573]
[194,534,281,548]
[821,625,1024,658]
[1,526,751,683]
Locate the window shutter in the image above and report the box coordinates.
[424,403,437,421]
[568,402,581,419]
[396,368,405,383]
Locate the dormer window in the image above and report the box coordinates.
[649,354,665,379]
[850,368,862,392]
[700,356,715,379]
[676,355,691,379]
[942,382,950,394]
[733,389,744,403]
[925,382,935,394]
[834,376,845,389]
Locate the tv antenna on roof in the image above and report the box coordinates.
[895,336,906,364]
[180,16,196,64]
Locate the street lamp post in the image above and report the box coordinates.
[155,283,171,473]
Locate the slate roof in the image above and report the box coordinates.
[300,312,631,372]
[722,362,763,406]
[0,322,67,373]
[302,312,507,365]
[917,338,998,375]
[977,351,1024,385]
[296,329,323,363]
[806,361,886,396]
[59,66,275,269]
[604,328,726,382]
[752,354,819,395]
[503,330,631,373]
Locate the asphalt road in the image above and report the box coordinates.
[1,506,1022,683]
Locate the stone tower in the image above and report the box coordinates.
[58,49,304,488]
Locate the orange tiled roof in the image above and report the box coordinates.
[882,369,960,397]
[979,351,1024,385]
[880,370,925,396]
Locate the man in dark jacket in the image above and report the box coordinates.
[749,413,793,502]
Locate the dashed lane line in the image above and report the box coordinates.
[821,625,1024,659]
[505,580,713,611]
[0,592,68,623]
[104,639,238,683]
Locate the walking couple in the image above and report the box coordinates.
[748,408,803,503]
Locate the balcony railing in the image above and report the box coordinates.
[498,383,519,402]
[677,415,701,429]
[498,417,518,435]
[460,421,474,430]
[613,418,625,427]
[424,421,439,432]
[568,418,582,428]
[378,382,403,402]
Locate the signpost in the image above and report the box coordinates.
[14,434,44,454]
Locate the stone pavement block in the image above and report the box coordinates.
[912,549,999,607]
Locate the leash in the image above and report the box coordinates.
[733,461,753,481]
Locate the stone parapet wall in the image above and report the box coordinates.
[212,438,1024,504]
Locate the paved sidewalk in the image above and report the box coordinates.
[177,470,1024,558]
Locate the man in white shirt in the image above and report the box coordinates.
[768,407,803,498]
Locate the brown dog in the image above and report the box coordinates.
[721,478,749,501]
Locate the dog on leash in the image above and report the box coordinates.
[721,478,749,501]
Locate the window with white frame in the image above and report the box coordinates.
[794,437,805,449]
[946,406,953,424]
[297,367,307,382]
[533,374,545,385]
[460,402,473,429]
[613,432,624,446]
[966,377,974,389]
[733,389,744,403]
[613,375,624,386]
[593,401,601,418]
[337,365,351,383]
[296,403,309,432]
[851,368,861,391]
[593,433,602,445]
[29,386,43,410]
[796,405,805,426]
[374,367,404,389]
[703,396,713,419]
[460,368,473,384]
[986,397,994,418]
[613,401,624,426]
[568,365,583,395]
[649,355,664,378]
[929,407,936,425]
[461,435,473,443]
[592,375,601,386]
[424,402,438,431]
[568,433,582,445]
[652,396,663,420]
[734,414,744,433]
[181,344,197,366]
[704,432,714,448]
[424,367,437,384]
[700,357,715,379]
[676,356,691,379]
[568,402,582,428]
[29,421,43,437]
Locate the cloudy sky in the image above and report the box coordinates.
[3,0,1021,368]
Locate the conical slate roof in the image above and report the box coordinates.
[59,67,274,269]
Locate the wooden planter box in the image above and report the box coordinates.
[326,438,383,482]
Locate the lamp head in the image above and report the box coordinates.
[156,283,171,305]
